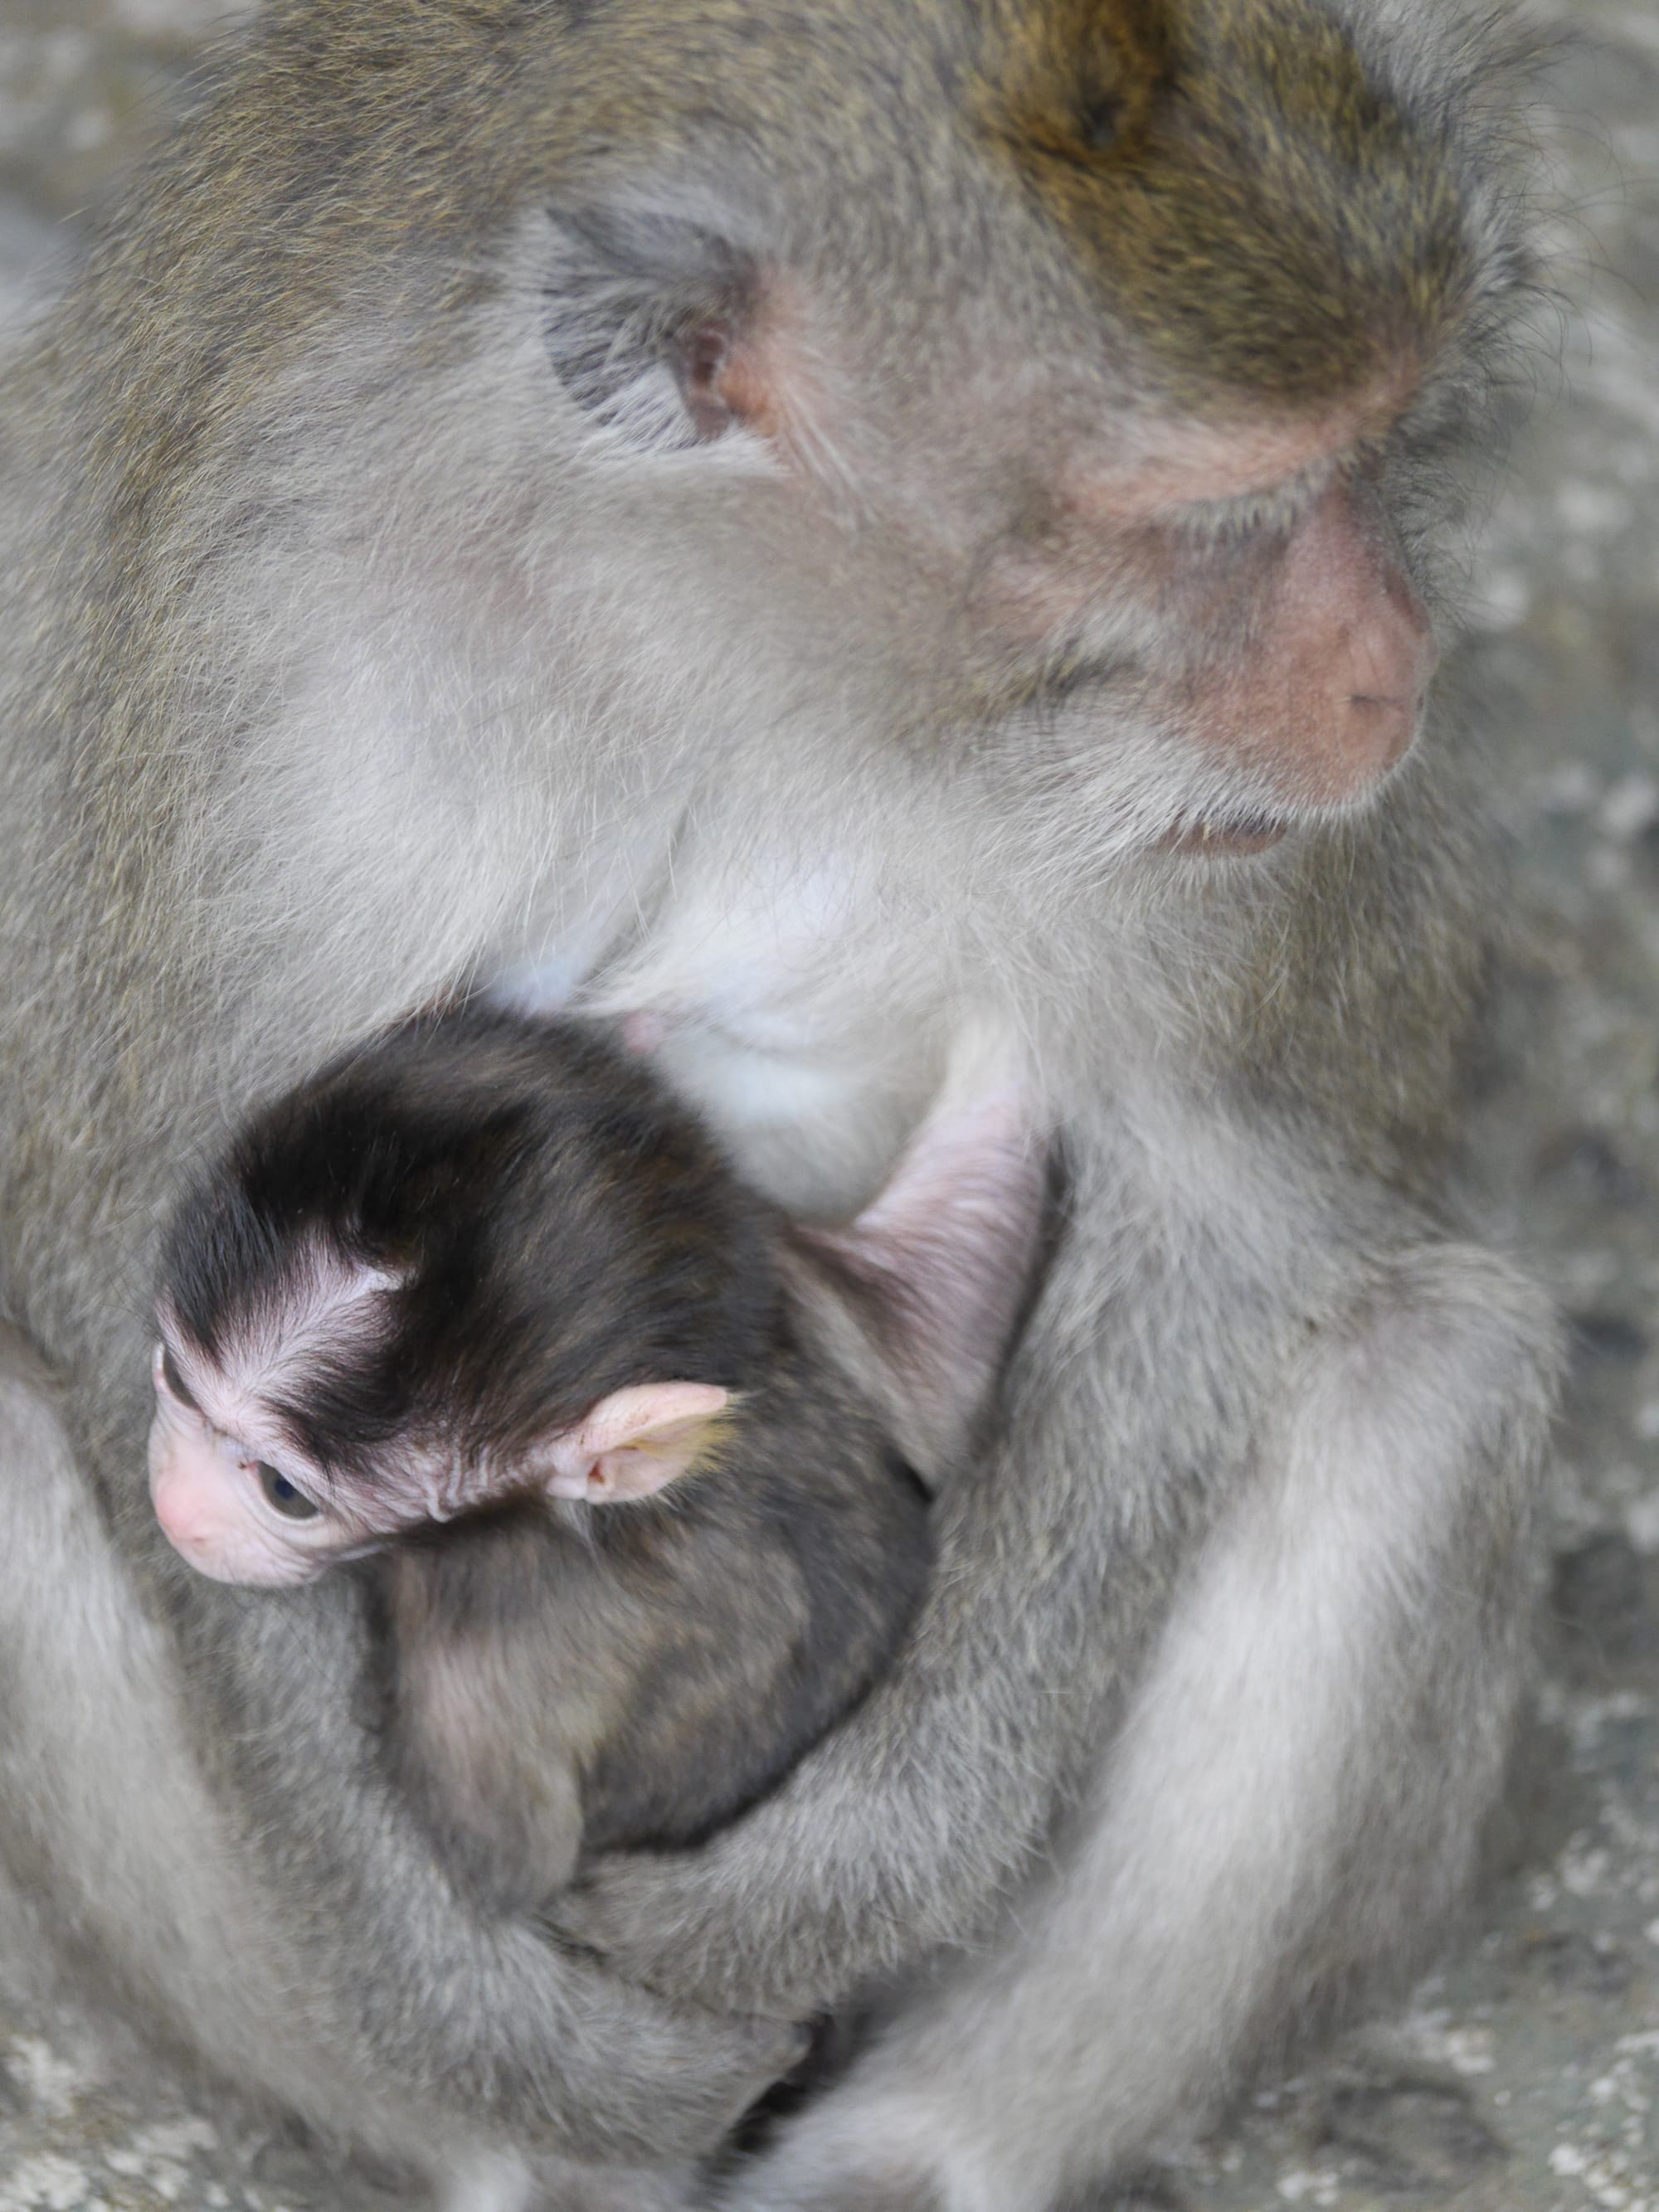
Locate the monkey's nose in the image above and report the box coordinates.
[148,1486,251,1583]
[148,1417,238,1568]
[1273,483,1439,800]
[1340,562,1438,774]
[149,1471,214,1557]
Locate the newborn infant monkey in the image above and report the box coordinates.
[148,1010,1044,1906]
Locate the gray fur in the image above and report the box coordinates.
[0,2,1558,2207]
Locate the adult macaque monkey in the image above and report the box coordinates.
[0,0,1556,2207]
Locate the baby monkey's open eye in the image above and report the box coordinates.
[258,1463,320,1521]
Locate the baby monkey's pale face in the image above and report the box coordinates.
[148,1297,732,1588]
[148,1336,377,1584]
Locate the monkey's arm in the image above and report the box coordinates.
[182,1568,804,2158]
[17,1049,800,2151]
[551,1222,1131,2018]
[552,1493,1063,2015]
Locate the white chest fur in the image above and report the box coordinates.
[487,838,948,1221]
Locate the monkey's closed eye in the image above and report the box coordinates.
[258,1464,320,1521]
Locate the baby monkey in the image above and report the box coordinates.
[148,1009,1044,1907]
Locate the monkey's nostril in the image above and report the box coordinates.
[1340,691,1417,777]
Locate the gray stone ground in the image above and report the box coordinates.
[2,3,1658,2207]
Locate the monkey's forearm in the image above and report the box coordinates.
[552,1452,1106,2016]
[364,1908,801,2161]
[552,1210,1299,2017]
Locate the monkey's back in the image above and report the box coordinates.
[385,1336,933,1904]
[576,1346,933,1855]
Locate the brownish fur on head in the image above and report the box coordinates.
[980,0,1471,406]
[57,0,1511,503]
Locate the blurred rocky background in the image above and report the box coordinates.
[2,2,1658,2207]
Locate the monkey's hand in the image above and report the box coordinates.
[438,1925,810,2161]
[547,1456,1069,2018]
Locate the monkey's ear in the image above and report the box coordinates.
[541,201,778,457]
[537,1383,732,1504]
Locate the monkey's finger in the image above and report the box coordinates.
[543,1854,724,2001]
[524,1960,810,2163]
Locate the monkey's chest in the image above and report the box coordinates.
[490,846,953,1218]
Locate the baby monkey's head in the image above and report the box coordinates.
[148,1285,730,1587]
[147,1014,763,1587]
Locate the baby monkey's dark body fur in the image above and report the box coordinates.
[161,1013,934,1907]
[389,1395,927,1906]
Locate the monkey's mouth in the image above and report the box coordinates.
[1162,811,1290,858]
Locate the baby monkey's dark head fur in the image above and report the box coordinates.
[159,1011,776,1488]
[150,1006,1044,1593]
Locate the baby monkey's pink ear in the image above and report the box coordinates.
[536,1383,732,1503]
